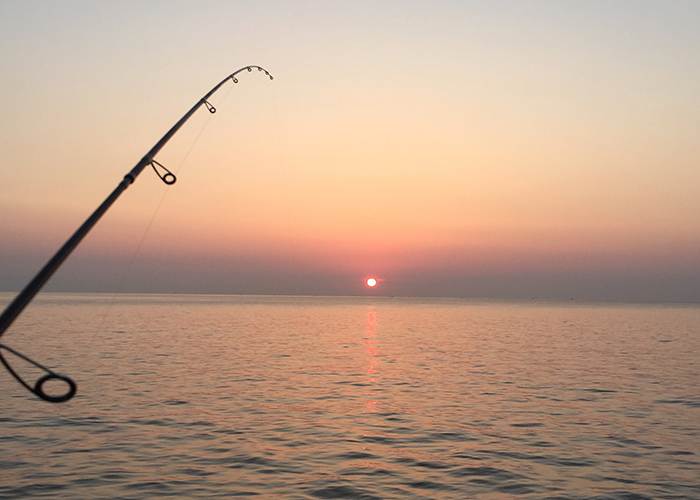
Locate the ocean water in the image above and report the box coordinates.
[0,293,698,499]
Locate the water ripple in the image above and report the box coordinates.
[1,294,699,499]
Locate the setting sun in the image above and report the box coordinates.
[366,277,377,288]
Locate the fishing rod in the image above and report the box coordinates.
[0,66,273,403]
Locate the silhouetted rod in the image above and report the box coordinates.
[0,66,273,402]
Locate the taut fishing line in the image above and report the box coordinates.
[0,66,273,403]
[112,85,223,294]
[118,76,240,291]
[95,76,245,357]
[89,89,221,345]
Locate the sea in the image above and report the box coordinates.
[0,293,698,499]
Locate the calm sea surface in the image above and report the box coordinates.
[0,293,698,499]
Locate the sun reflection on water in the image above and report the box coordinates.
[363,306,379,413]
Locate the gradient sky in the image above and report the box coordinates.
[1,1,699,301]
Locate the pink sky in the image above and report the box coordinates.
[1,1,699,301]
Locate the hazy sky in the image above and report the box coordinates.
[1,1,699,301]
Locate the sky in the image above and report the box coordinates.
[1,0,699,302]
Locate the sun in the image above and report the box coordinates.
[366,277,377,288]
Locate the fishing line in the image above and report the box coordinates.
[89,105,219,344]
[112,78,238,294]
[93,82,244,360]
[108,77,239,309]
[90,77,249,358]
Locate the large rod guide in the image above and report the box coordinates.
[0,66,273,402]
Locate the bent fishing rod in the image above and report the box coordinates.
[0,66,273,403]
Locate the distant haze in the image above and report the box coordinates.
[1,1,699,303]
